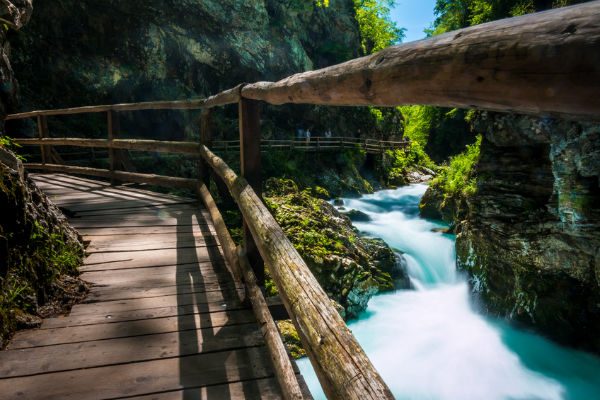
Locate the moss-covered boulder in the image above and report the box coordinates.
[264,178,409,319]
[0,147,86,348]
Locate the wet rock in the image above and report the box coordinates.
[333,198,344,206]
[345,209,370,222]
[455,113,600,354]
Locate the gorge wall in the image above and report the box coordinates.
[8,0,362,139]
[455,113,600,353]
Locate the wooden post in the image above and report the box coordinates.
[37,116,49,164]
[239,98,265,287]
[107,110,118,185]
[198,109,212,184]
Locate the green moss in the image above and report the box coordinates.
[277,320,306,359]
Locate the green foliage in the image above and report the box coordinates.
[431,135,482,199]
[354,0,405,54]
[428,0,588,35]
[0,136,25,161]
[398,105,438,147]
[314,0,330,7]
[381,142,436,185]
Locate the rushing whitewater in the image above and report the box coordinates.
[297,184,600,400]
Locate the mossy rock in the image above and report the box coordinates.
[264,177,409,319]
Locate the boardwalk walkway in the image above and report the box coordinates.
[0,173,300,399]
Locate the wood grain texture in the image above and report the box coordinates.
[241,2,600,118]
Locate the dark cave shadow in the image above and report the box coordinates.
[176,208,262,399]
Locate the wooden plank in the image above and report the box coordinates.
[85,238,219,253]
[76,225,216,237]
[0,324,264,378]
[67,289,244,317]
[41,302,252,329]
[80,263,228,284]
[241,2,600,119]
[81,247,226,271]
[126,377,284,400]
[0,347,276,399]
[8,310,258,349]
[83,281,243,303]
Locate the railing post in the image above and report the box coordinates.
[107,110,118,185]
[199,109,212,184]
[37,115,49,164]
[239,98,265,287]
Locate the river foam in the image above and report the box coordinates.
[297,184,600,400]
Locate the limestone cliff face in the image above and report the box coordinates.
[10,0,359,112]
[0,0,32,120]
[455,113,600,353]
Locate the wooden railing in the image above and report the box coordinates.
[4,2,600,399]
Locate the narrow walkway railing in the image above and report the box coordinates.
[4,3,600,399]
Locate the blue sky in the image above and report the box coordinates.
[390,0,437,43]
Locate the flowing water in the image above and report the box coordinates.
[297,184,600,400]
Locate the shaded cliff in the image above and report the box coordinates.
[8,0,362,139]
[0,0,32,121]
[455,113,600,353]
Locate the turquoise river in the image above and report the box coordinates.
[297,184,600,400]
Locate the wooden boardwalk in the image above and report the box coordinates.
[0,173,302,399]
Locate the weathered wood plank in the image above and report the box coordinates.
[8,310,257,349]
[81,247,227,271]
[83,281,243,303]
[80,263,227,284]
[126,377,284,400]
[67,288,244,317]
[241,3,600,119]
[0,347,276,400]
[41,302,251,329]
[0,324,264,378]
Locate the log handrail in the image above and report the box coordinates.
[241,2,600,119]
[12,137,409,154]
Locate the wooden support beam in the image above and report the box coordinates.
[239,98,265,287]
[198,145,393,400]
[36,115,50,164]
[198,109,212,185]
[241,2,600,119]
[6,85,242,121]
[107,111,117,184]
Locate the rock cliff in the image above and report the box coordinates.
[0,0,32,121]
[8,0,361,138]
[455,113,600,353]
